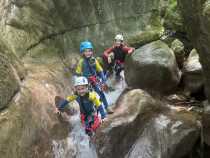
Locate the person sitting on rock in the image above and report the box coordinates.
[103,34,135,80]
[55,76,107,136]
[75,40,113,114]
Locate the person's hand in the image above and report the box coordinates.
[101,117,108,123]
[128,48,135,54]
[107,56,112,64]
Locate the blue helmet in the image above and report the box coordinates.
[80,41,93,53]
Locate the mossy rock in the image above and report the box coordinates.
[127,28,163,48]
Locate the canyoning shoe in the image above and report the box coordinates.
[106,107,114,114]
[86,130,93,137]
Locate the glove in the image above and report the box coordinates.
[57,99,69,111]
[108,56,112,64]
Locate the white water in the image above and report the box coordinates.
[52,112,98,158]
[52,72,127,158]
[105,72,127,106]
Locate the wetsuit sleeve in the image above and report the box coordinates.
[103,47,114,58]
[57,95,77,111]
[66,95,77,102]
[122,45,135,54]
[89,92,106,119]
[75,59,83,75]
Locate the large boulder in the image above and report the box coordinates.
[125,40,181,94]
[178,0,210,101]
[95,89,200,158]
[183,49,204,95]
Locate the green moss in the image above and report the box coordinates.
[127,27,163,48]
[163,0,184,31]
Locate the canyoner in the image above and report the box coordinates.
[55,76,107,137]
[103,34,135,81]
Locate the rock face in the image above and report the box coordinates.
[0,54,19,109]
[0,0,163,58]
[125,40,181,94]
[0,40,25,109]
[178,0,210,101]
[183,49,204,95]
[95,89,200,158]
[0,62,71,158]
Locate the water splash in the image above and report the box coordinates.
[52,112,98,158]
[105,72,127,106]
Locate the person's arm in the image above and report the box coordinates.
[75,59,83,76]
[89,92,106,119]
[57,95,77,111]
[103,47,114,58]
[122,45,135,54]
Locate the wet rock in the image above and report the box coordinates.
[183,49,204,95]
[125,40,181,94]
[95,89,200,158]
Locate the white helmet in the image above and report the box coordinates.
[115,34,124,41]
[74,76,88,86]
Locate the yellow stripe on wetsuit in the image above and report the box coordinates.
[66,91,101,108]
[75,58,103,75]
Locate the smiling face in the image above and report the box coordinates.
[114,40,123,47]
[75,85,88,96]
[83,48,93,58]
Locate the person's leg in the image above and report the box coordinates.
[114,63,124,81]
[84,115,93,136]
[93,85,114,114]
[93,85,109,109]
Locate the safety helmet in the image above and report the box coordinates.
[74,76,88,86]
[114,34,124,42]
[80,41,93,53]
